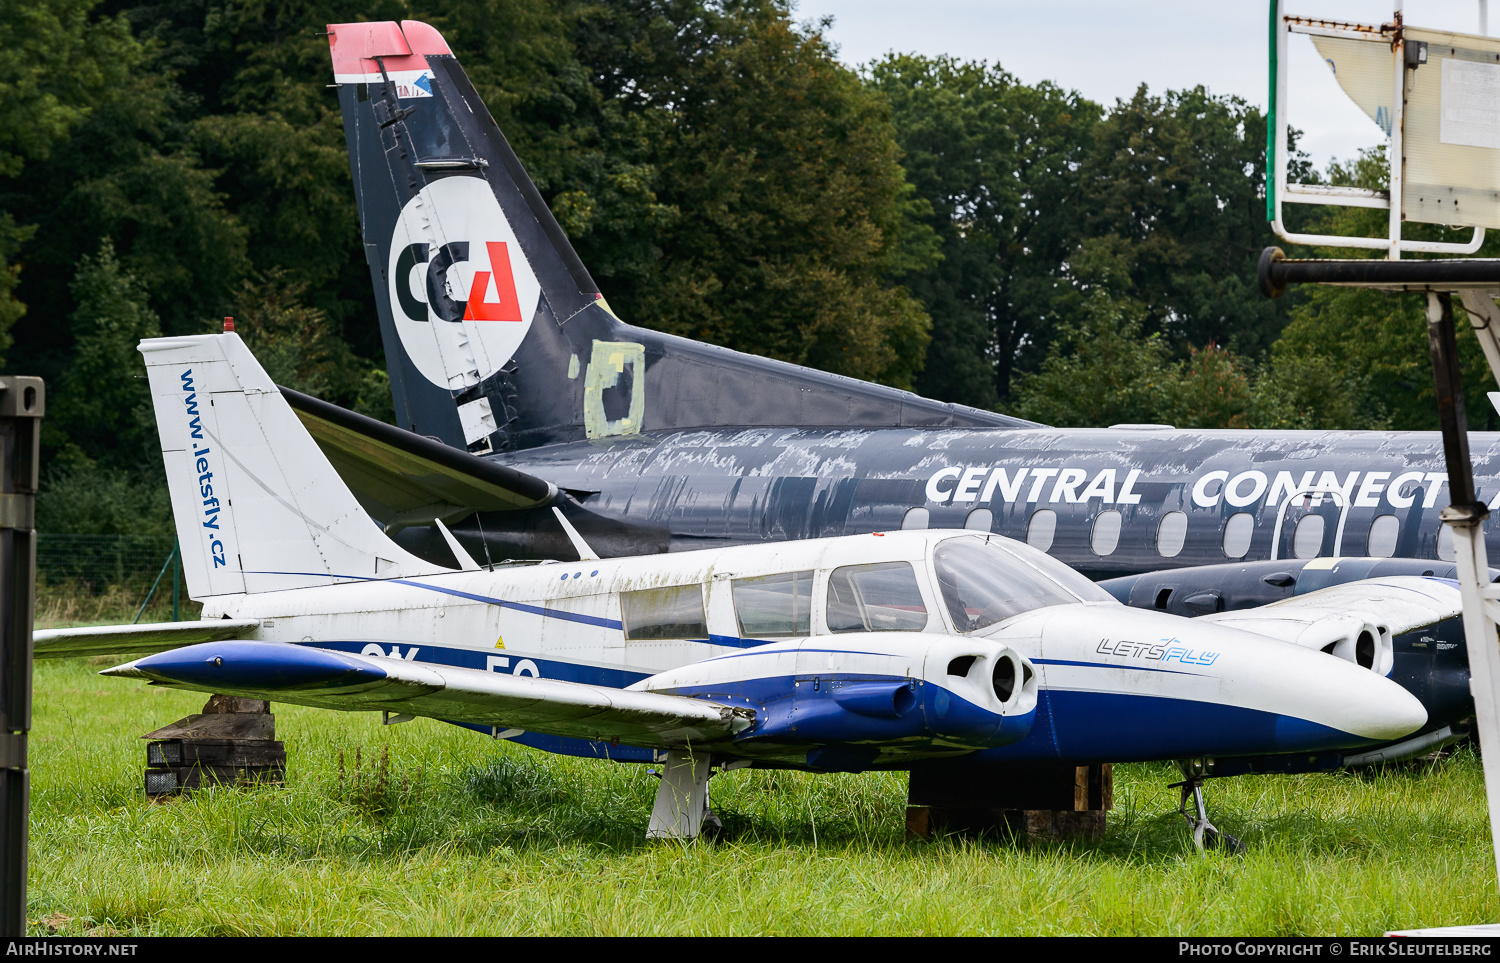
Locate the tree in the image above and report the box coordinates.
[570,1,937,388]
[1080,87,1293,358]
[869,55,1097,407]
[36,242,173,536]
[1012,283,1256,429]
[0,0,139,363]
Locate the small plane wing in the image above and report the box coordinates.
[281,387,559,528]
[34,620,262,660]
[103,641,751,749]
[1199,576,1460,674]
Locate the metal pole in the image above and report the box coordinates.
[1425,293,1500,886]
[1390,4,1406,260]
[0,377,43,936]
[171,538,179,623]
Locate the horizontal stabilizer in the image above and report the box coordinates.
[282,387,557,528]
[35,620,261,660]
[104,641,750,749]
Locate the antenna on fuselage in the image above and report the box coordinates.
[552,507,601,562]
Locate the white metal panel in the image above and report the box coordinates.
[1403,27,1500,229]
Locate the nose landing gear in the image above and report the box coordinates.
[1170,759,1246,854]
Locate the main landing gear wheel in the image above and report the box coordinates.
[1170,760,1246,855]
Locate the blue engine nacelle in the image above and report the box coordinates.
[634,634,1040,770]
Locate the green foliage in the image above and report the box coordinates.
[228,269,364,406]
[572,2,936,387]
[868,55,1095,406]
[875,62,1300,411]
[49,242,162,469]
[36,243,173,536]
[4,0,941,515]
[1011,289,1253,429]
[0,0,137,178]
[0,0,141,365]
[1083,86,1291,358]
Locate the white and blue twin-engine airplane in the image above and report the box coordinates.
[40,333,1458,840]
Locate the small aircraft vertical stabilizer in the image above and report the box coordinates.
[139,332,444,598]
[326,20,1029,456]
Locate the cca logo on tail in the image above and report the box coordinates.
[387,176,541,390]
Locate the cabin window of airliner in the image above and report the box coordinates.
[1026,510,1057,552]
[1368,514,1399,557]
[621,584,708,641]
[1438,523,1456,561]
[1156,511,1187,557]
[1090,510,1122,556]
[1222,512,1253,558]
[901,507,930,530]
[1292,514,1325,559]
[964,508,993,532]
[732,571,813,638]
[826,562,928,633]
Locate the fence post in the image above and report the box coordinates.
[0,377,43,936]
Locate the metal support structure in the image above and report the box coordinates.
[646,750,713,840]
[1259,247,1500,297]
[1263,255,1500,893]
[0,378,42,936]
[1423,292,1500,884]
[1267,0,1486,257]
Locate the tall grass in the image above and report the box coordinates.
[25,656,1500,935]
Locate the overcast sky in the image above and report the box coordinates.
[793,1,1494,170]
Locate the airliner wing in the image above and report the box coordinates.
[281,387,559,527]
[102,640,750,749]
[34,620,262,659]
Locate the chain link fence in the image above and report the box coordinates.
[35,534,184,625]
[37,534,177,593]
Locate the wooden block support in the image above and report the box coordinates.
[143,695,285,798]
[905,763,1112,842]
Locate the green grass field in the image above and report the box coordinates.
[23,653,1500,936]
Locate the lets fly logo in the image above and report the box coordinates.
[387,177,540,389]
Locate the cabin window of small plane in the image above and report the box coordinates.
[1222,512,1253,558]
[934,536,1085,632]
[621,584,708,641]
[1292,514,1325,559]
[964,508,994,532]
[1156,511,1188,558]
[1026,510,1057,552]
[826,562,928,633]
[1090,510,1122,556]
[1368,514,1399,557]
[900,507,930,530]
[1438,523,1456,561]
[732,571,813,638]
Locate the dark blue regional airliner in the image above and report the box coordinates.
[295,21,1497,591]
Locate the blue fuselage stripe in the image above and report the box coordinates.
[1033,657,1204,676]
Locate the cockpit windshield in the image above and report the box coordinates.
[933,534,1116,632]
